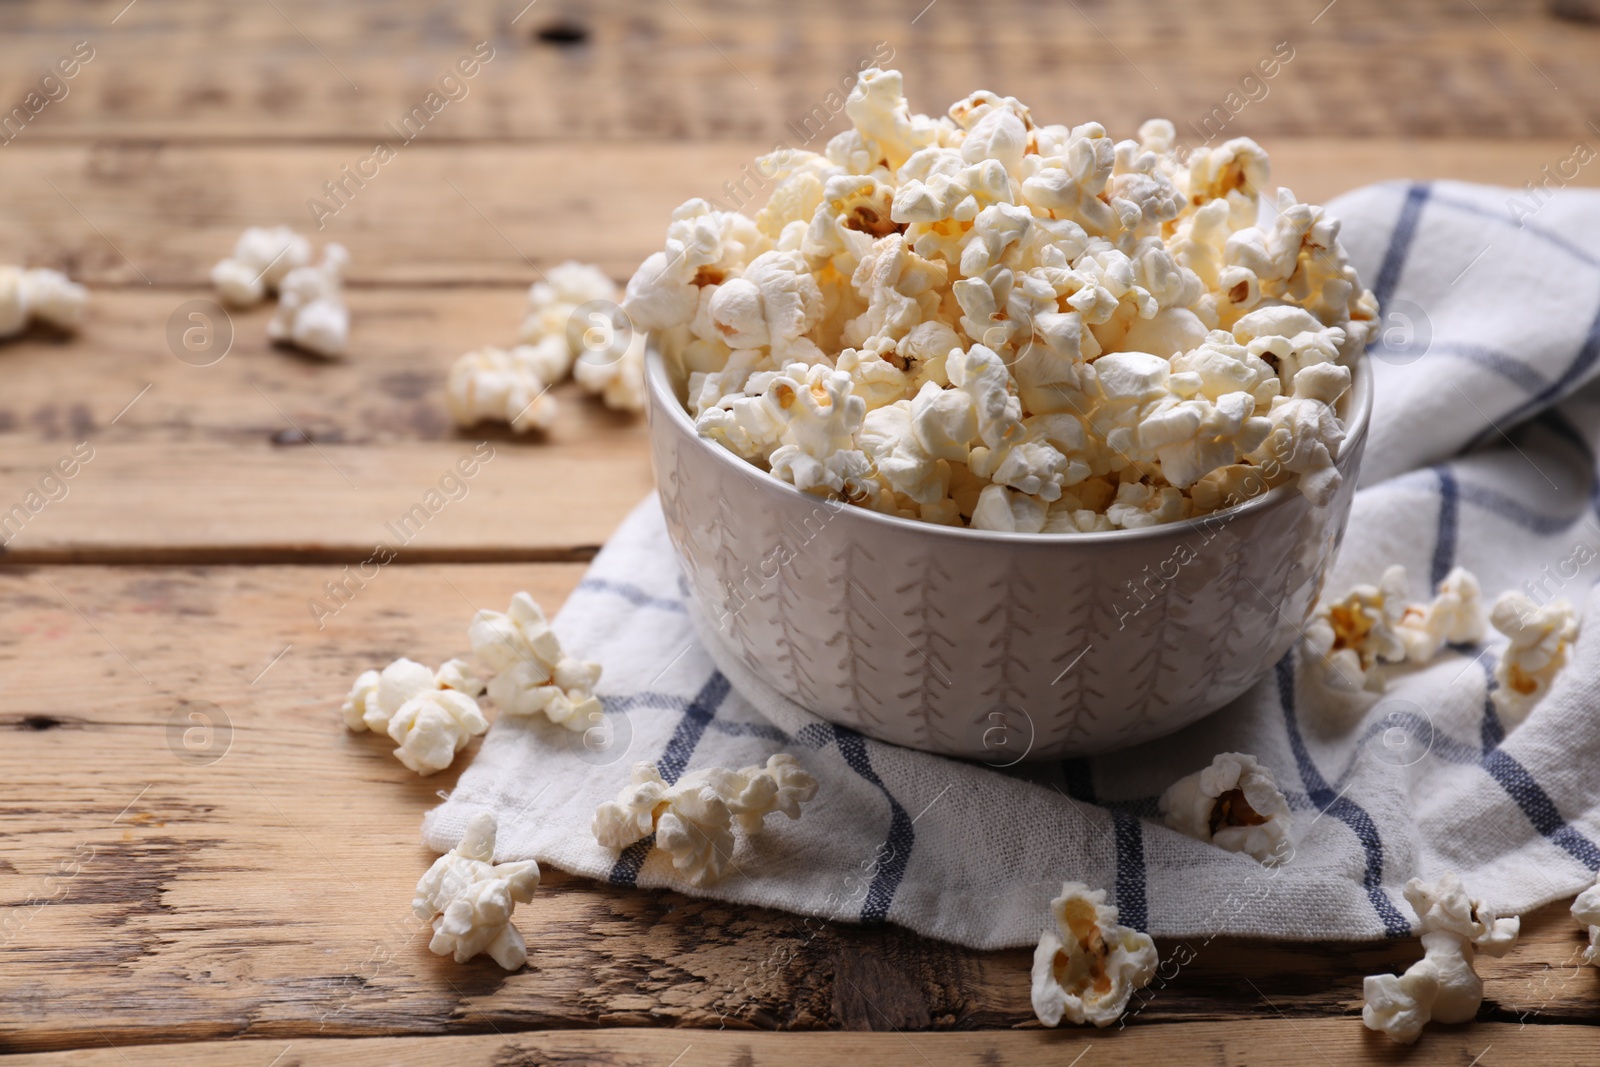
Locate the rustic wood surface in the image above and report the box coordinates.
[2,0,1599,1063]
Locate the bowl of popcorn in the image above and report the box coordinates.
[625,69,1376,760]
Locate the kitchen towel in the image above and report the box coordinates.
[425,179,1600,947]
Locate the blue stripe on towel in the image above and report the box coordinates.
[1481,749,1600,871]
[577,577,689,614]
[1372,182,1431,309]
[1111,811,1149,932]
[1276,657,1413,936]
[1430,192,1600,271]
[1425,342,1549,394]
[829,725,915,923]
[1431,467,1459,586]
[606,671,731,888]
[1457,480,1584,535]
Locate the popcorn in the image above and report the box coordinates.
[267,243,350,358]
[627,69,1375,531]
[0,266,90,337]
[447,345,560,433]
[684,753,818,835]
[212,226,312,307]
[1573,874,1600,967]
[1488,592,1579,728]
[1158,752,1291,864]
[471,591,603,732]
[653,783,738,887]
[519,260,618,346]
[387,689,489,776]
[1395,567,1485,663]
[1302,565,1410,691]
[447,258,646,433]
[341,656,438,733]
[413,812,540,969]
[1363,872,1519,1044]
[592,755,817,886]
[1031,882,1158,1027]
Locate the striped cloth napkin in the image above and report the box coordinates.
[425,181,1600,946]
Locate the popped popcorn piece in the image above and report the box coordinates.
[470,590,604,732]
[592,755,817,886]
[0,266,90,337]
[592,763,672,849]
[1245,395,1344,507]
[519,261,619,346]
[386,688,490,775]
[446,345,560,433]
[1302,565,1409,691]
[1363,872,1520,1044]
[267,243,350,358]
[682,753,819,835]
[1572,874,1600,967]
[341,656,439,733]
[212,226,312,307]
[1031,881,1158,1028]
[625,68,1376,531]
[18,269,89,332]
[654,782,738,887]
[1395,566,1485,663]
[1158,752,1291,864]
[1489,592,1579,728]
[413,812,540,970]
[573,329,647,413]
[469,591,565,674]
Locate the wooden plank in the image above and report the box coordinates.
[2,564,1596,1053]
[3,1022,1598,1066]
[0,139,1594,289]
[0,0,1596,143]
[0,288,653,562]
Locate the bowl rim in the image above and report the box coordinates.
[645,337,1374,546]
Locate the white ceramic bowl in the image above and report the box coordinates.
[646,342,1372,760]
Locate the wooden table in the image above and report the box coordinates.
[3,1,1598,1062]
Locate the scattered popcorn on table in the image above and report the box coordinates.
[519,261,618,347]
[211,225,312,307]
[1031,881,1158,1028]
[413,812,540,970]
[447,261,645,434]
[342,657,490,774]
[1573,874,1600,967]
[471,591,604,732]
[1362,872,1519,1044]
[447,345,560,433]
[1395,566,1485,663]
[1158,752,1291,864]
[1488,591,1579,728]
[0,265,89,338]
[268,243,350,358]
[342,656,484,734]
[387,688,490,776]
[624,68,1377,531]
[591,756,817,886]
[1302,565,1409,691]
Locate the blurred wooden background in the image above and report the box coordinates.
[2,0,1598,1063]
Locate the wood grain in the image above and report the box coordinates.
[0,140,1596,288]
[0,288,652,561]
[0,0,1596,143]
[2,565,1596,1055]
[6,1023,1600,1067]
